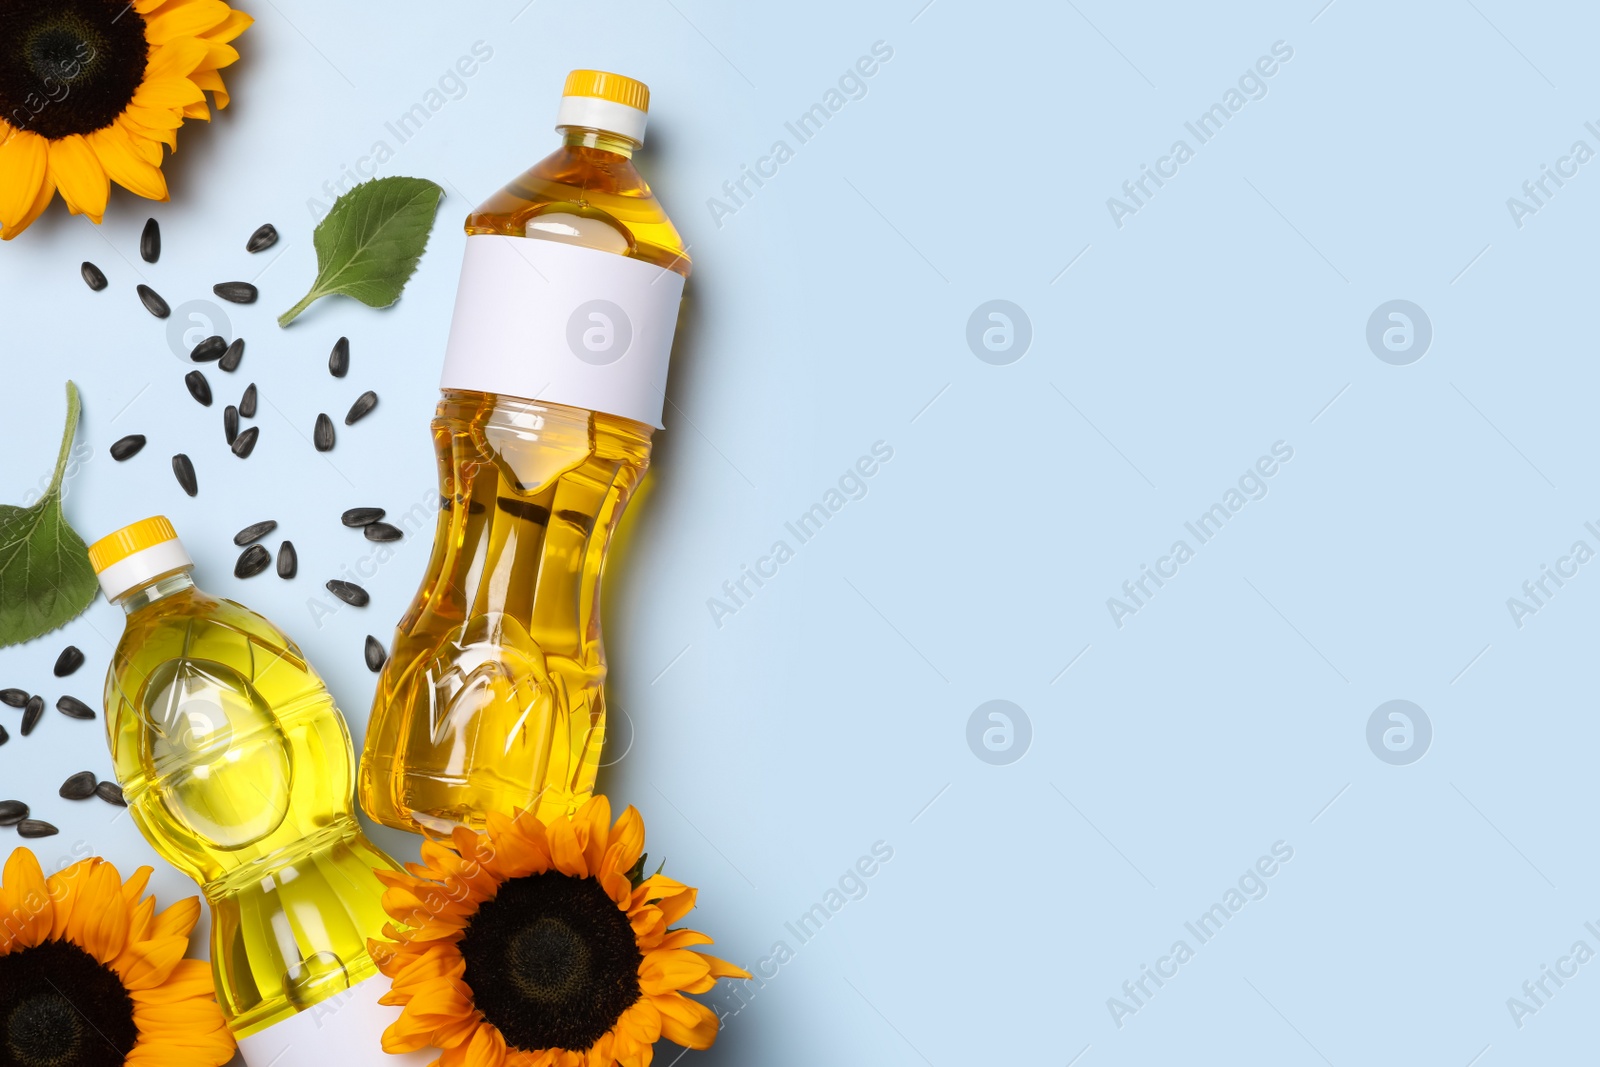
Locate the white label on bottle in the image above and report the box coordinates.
[440,234,686,428]
[234,971,434,1067]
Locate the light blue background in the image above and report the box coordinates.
[1,1,1596,1064]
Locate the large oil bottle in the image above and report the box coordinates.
[359,70,690,835]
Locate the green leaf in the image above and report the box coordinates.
[0,382,97,648]
[279,176,445,326]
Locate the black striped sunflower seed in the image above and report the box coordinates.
[172,453,198,496]
[224,405,239,445]
[18,820,58,839]
[191,335,227,362]
[329,336,349,378]
[235,544,271,578]
[59,771,97,799]
[325,580,368,607]
[342,507,384,527]
[231,426,259,458]
[239,383,257,418]
[185,370,212,407]
[234,519,277,546]
[247,223,278,253]
[53,646,83,677]
[220,337,245,372]
[136,283,169,318]
[110,434,146,461]
[277,540,297,579]
[214,281,258,304]
[81,261,108,291]
[0,689,28,708]
[56,695,95,721]
[21,695,43,735]
[345,390,377,425]
[0,725,7,746]
[0,801,25,826]
[365,635,387,672]
[314,414,334,452]
[140,217,160,263]
[96,781,126,806]
[364,522,402,543]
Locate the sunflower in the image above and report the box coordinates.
[0,847,235,1067]
[0,0,252,240]
[370,796,749,1067]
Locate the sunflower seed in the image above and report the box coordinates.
[81,261,108,291]
[110,434,146,461]
[233,520,277,546]
[53,646,83,677]
[185,370,213,407]
[277,540,297,579]
[220,337,245,372]
[231,426,259,458]
[191,335,227,362]
[214,281,258,304]
[59,771,97,799]
[137,284,170,318]
[0,725,7,746]
[235,545,270,578]
[172,453,197,496]
[325,580,369,607]
[342,507,385,527]
[329,336,350,378]
[247,223,279,253]
[314,414,335,452]
[21,695,43,736]
[224,405,239,445]
[1,689,29,708]
[140,217,160,262]
[0,801,25,826]
[364,635,387,672]
[364,522,402,543]
[18,820,58,839]
[56,696,95,721]
[96,781,126,806]
[239,383,257,418]
[345,390,378,425]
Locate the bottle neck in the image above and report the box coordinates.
[560,125,637,159]
[118,569,194,614]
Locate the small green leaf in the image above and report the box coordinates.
[0,382,97,647]
[279,176,445,327]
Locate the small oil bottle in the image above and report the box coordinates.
[359,70,690,834]
[89,517,430,1066]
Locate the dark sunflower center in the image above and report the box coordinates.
[459,871,643,1052]
[0,939,137,1067]
[0,1,149,139]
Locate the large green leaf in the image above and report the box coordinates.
[279,176,445,326]
[0,381,97,647]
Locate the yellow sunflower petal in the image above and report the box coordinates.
[145,0,233,44]
[0,129,49,233]
[47,135,109,222]
[46,858,95,939]
[617,998,661,1046]
[147,37,210,80]
[130,959,218,1004]
[150,895,202,940]
[0,847,52,950]
[133,76,207,110]
[463,1020,508,1067]
[639,949,712,996]
[198,7,253,45]
[90,125,169,201]
[654,993,719,1050]
[123,104,185,131]
[545,813,588,879]
[76,860,132,963]
[116,935,188,990]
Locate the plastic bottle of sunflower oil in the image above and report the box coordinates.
[359,70,689,835]
[89,517,432,1067]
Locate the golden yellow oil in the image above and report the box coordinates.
[358,129,690,835]
[104,571,398,1038]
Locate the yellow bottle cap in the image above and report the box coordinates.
[556,70,651,144]
[88,515,178,573]
[562,70,650,113]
